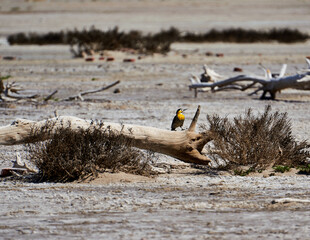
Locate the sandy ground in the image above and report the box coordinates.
[0,0,310,239]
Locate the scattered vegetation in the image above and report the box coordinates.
[25,121,155,182]
[233,167,256,176]
[203,105,310,173]
[297,164,310,175]
[273,165,291,173]
[182,28,309,43]
[8,27,177,55]
[7,26,309,55]
[0,75,11,81]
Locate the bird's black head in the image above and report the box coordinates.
[175,108,186,114]
[176,108,182,114]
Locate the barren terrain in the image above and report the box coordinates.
[0,0,310,239]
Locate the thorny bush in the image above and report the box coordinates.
[25,121,155,182]
[202,105,310,172]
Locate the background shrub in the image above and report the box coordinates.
[7,27,309,55]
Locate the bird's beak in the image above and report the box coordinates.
[183,108,187,112]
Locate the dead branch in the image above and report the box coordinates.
[44,90,58,102]
[62,80,120,101]
[0,106,212,165]
[0,79,120,102]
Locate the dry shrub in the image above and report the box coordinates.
[183,28,309,43]
[8,26,178,55]
[203,105,310,171]
[25,122,155,182]
[7,27,309,55]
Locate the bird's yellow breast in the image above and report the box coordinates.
[177,113,185,121]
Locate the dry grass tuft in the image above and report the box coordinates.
[25,121,155,182]
[202,105,310,172]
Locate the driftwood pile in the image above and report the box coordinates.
[190,58,310,99]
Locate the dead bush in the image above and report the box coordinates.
[25,122,155,182]
[183,28,309,43]
[202,105,310,171]
[7,27,309,56]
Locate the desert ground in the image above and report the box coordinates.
[0,0,310,239]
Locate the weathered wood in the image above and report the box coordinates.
[1,78,120,102]
[62,80,120,101]
[190,59,310,99]
[0,106,212,165]
[0,79,39,101]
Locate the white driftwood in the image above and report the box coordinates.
[271,198,310,204]
[0,106,212,165]
[0,79,39,101]
[190,59,310,99]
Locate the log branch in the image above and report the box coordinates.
[0,106,212,165]
[188,105,200,132]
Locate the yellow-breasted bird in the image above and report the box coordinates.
[171,108,186,131]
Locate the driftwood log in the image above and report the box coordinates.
[0,106,212,165]
[190,59,310,99]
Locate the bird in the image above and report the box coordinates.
[171,108,186,131]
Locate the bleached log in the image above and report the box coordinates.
[0,106,212,165]
[190,59,310,99]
